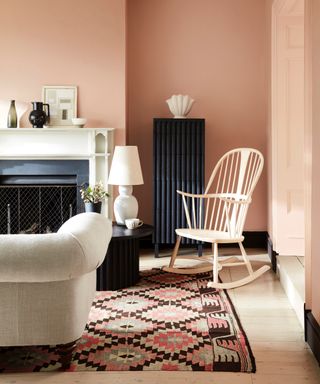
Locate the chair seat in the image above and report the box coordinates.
[175,228,244,243]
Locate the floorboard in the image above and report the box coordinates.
[0,249,319,383]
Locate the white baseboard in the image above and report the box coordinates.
[277,256,305,328]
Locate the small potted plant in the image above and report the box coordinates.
[80,181,109,213]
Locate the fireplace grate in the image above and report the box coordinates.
[0,185,79,234]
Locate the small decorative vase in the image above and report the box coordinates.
[85,202,102,213]
[29,101,50,128]
[7,100,17,128]
[166,94,195,118]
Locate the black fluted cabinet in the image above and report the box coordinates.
[153,118,205,257]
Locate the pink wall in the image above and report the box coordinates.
[0,0,126,144]
[0,0,268,230]
[266,0,273,237]
[311,0,320,324]
[127,0,268,229]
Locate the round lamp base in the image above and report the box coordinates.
[114,185,138,225]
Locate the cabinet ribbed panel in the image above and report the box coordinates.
[153,118,205,246]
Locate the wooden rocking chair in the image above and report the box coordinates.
[163,148,270,289]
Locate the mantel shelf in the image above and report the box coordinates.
[0,127,115,132]
[0,154,111,159]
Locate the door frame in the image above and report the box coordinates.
[304,0,312,310]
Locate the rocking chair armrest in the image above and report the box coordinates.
[218,195,252,205]
[177,190,250,204]
[176,190,221,199]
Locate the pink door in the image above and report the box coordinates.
[272,0,305,256]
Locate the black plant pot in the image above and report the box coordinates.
[85,202,102,213]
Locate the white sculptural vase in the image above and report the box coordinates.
[113,185,138,225]
[166,94,195,118]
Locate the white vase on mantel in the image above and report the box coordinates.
[166,94,194,118]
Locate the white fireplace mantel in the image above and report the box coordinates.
[0,127,114,218]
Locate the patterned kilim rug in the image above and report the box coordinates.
[0,270,255,373]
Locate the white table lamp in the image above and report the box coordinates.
[108,146,144,225]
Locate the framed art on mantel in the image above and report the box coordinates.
[42,85,77,126]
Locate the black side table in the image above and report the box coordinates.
[96,223,153,291]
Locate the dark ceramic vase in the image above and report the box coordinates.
[29,101,50,128]
[85,202,102,213]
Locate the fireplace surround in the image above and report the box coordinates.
[0,128,114,232]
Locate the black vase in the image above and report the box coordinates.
[29,101,50,128]
[85,202,102,213]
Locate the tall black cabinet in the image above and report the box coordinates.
[153,118,205,257]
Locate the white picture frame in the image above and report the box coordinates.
[42,85,77,126]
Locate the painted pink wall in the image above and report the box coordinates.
[0,0,268,230]
[0,0,126,144]
[266,0,273,238]
[127,0,268,229]
[311,0,320,324]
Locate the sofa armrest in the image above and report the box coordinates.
[0,233,84,282]
[0,213,112,283]
[58,212,112,270]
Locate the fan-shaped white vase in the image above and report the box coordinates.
[166,94,194,118]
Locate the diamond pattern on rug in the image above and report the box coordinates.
[0,270,255,372]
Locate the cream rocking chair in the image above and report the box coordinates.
[163,148,270,289]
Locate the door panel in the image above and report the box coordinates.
[272,0,304,256]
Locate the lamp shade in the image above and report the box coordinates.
[108,146,144,186]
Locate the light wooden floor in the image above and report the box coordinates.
[1,248,319,384]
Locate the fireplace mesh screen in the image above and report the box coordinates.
[0,185,79,234]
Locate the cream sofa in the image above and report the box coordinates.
[0,212,112,347]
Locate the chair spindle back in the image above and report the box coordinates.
[181,148,264,237]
